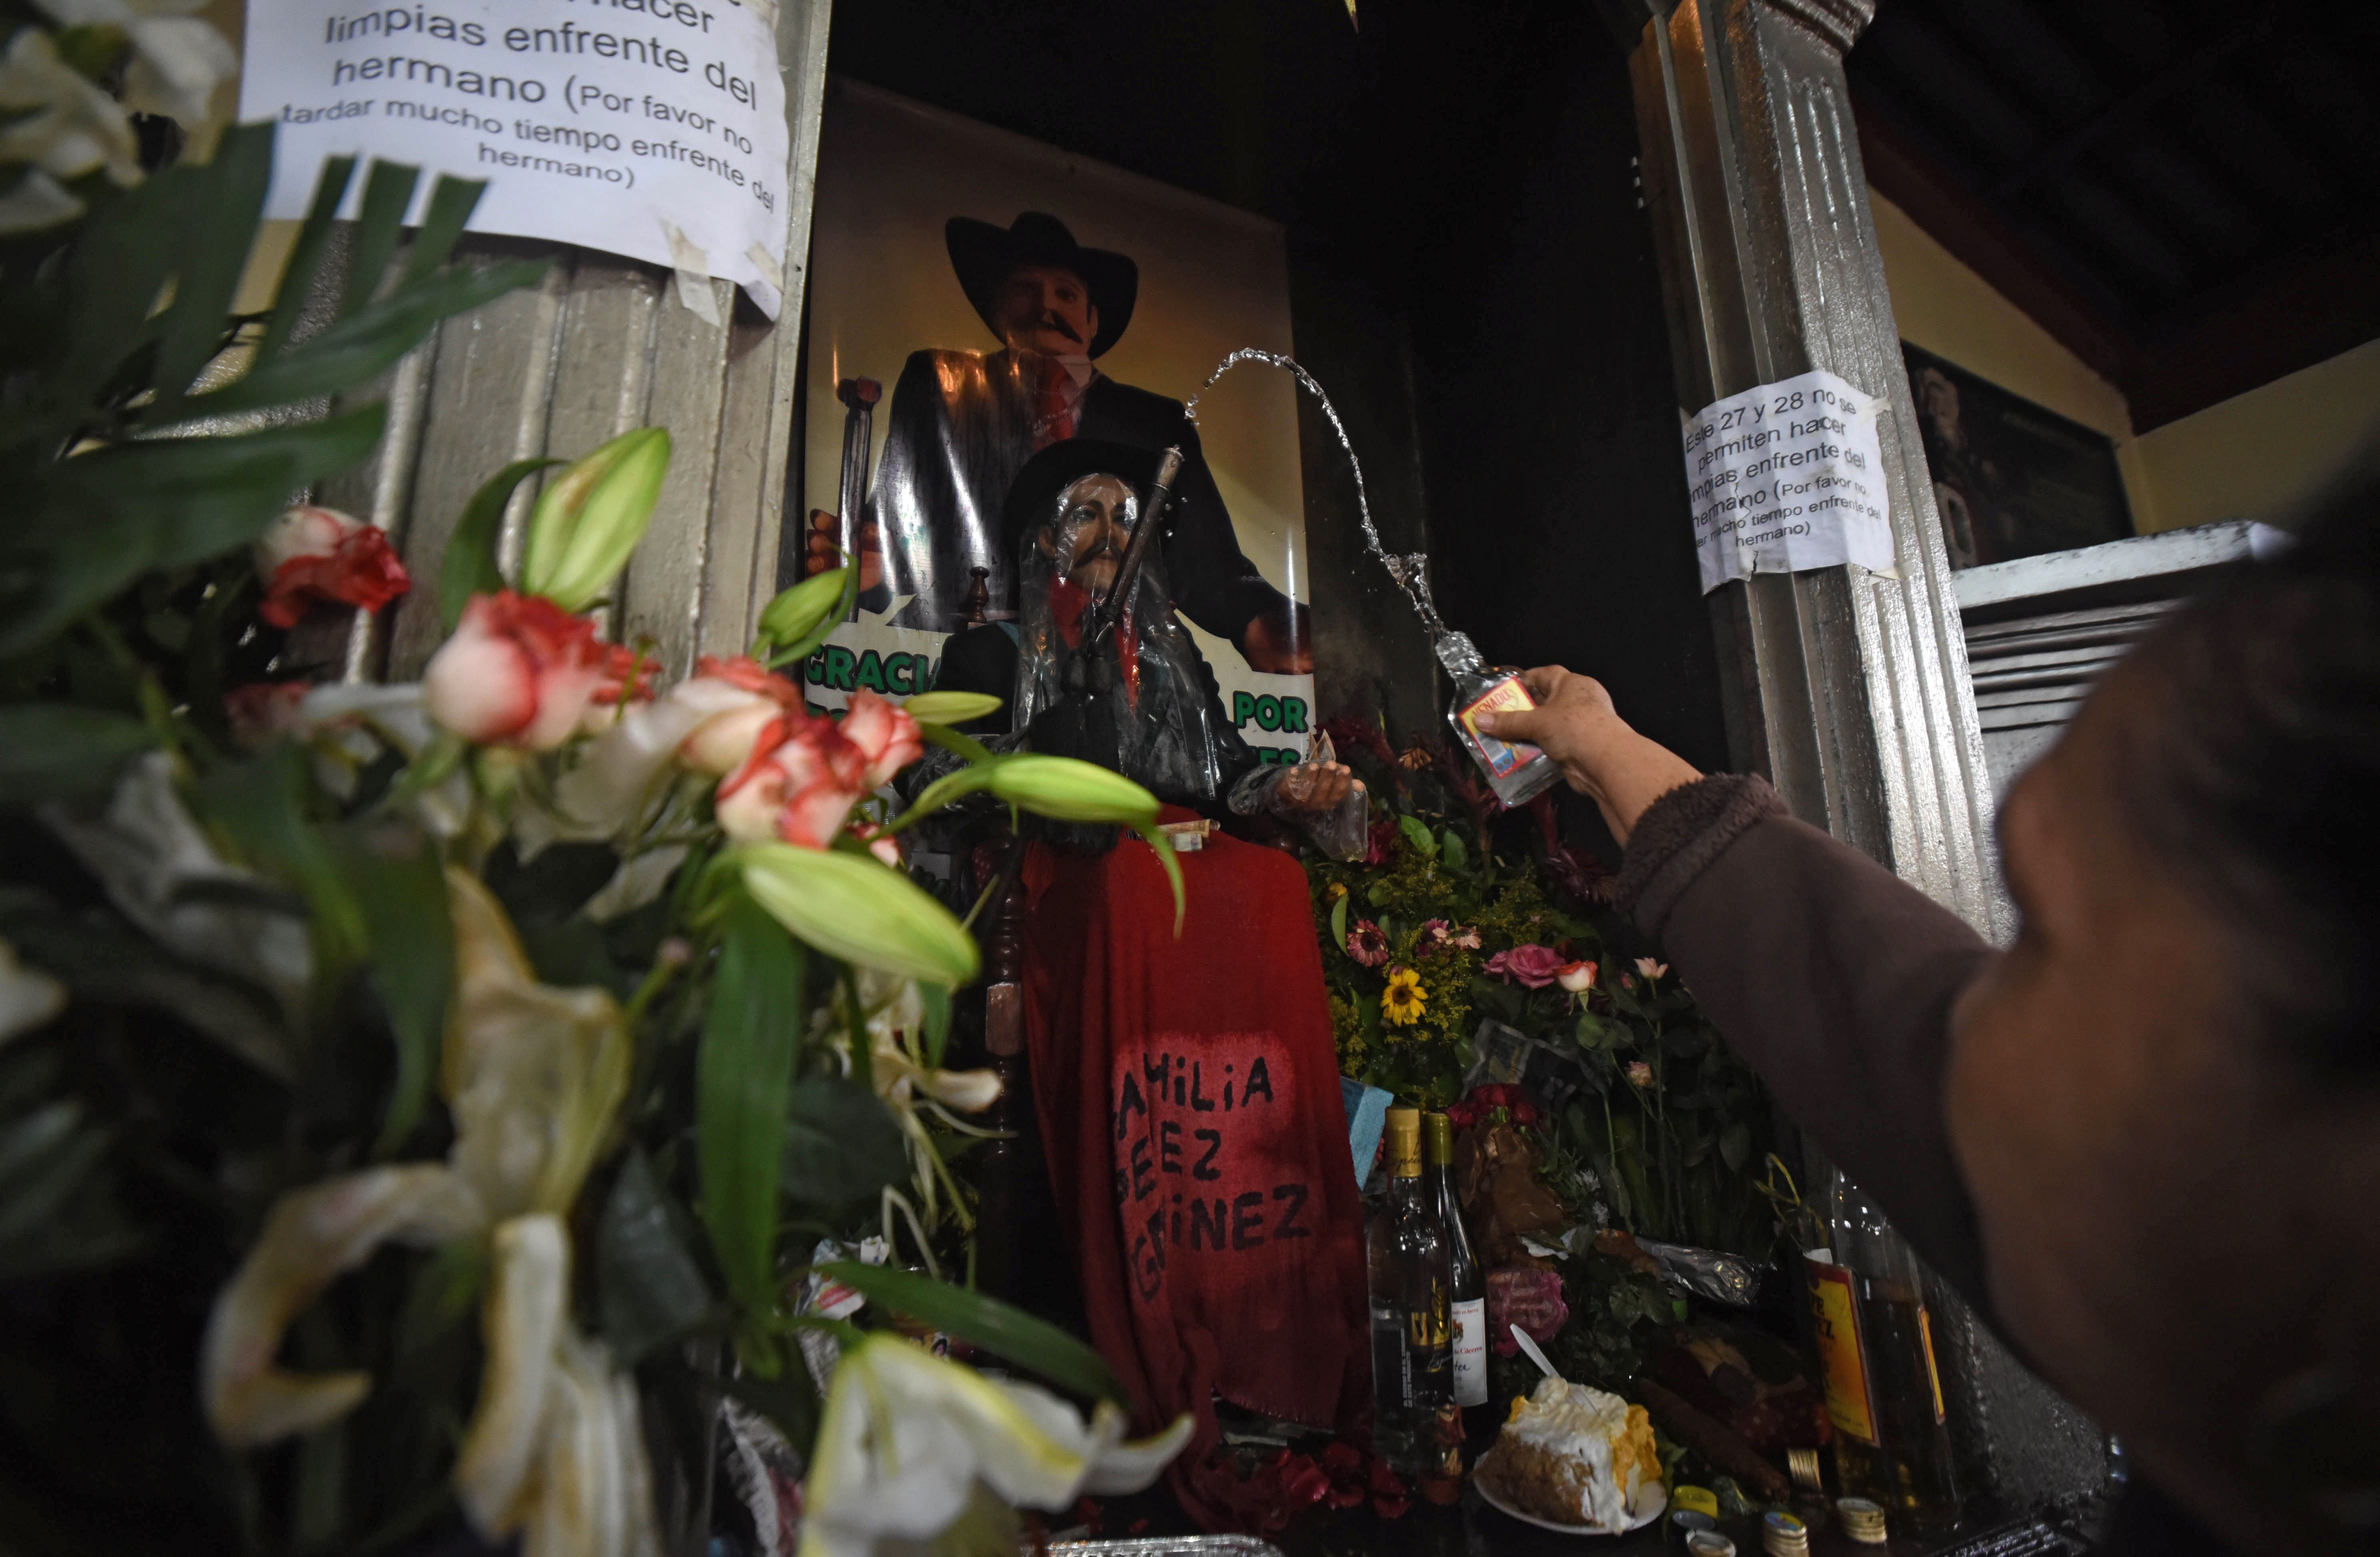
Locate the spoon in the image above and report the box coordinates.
[1509,1323,1560,1381]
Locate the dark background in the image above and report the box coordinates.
[819,0,1733,863]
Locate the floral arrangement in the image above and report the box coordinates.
[0,71,1190,1557]
[1310,721,1779,1259]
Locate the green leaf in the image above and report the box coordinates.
[259,154,358,360]
[342,160,423,317]
[399,174,489,287]
[780,1076,907,1209]
[440,457,561,629]
[1329,891,1349,952]
[0,706,154,804]
[149,122,275,411]
[1440,828,1467,872]
[3,404,388,657]
[599,1150,714,1363]
[698,893,806,1328]
[1718,1120,1751,1175]
[1133,823,1187,935]
[192,742,368,969]
[1396,814,1437,860]
[816,1261,1128,1405]
[197,259,551,417]
[330,819,454,1156]
[918,982,952,1070]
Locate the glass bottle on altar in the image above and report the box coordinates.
[1437,632,1561,807]
[1368,1108,1452,1475]
[1804,1170,1962,1530]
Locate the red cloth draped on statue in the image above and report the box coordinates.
[1021,811,1370,1527]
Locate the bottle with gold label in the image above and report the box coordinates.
[1437,632,1560,806]
[1367,1108,1452,1473]
[1804,1170,1961,1529]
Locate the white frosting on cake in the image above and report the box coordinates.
[1501,1376,1650,1529]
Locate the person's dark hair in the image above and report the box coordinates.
[2124,460,2380,1077]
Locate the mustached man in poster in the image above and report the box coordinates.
[802,212,1314,673]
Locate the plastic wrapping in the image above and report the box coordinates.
[1634,1236,1766,1308]
[1010,450,1241,815]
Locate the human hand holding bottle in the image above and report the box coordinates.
[1472,667,1700,845]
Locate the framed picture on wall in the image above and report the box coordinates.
[1902,342,2134,569]
[797,79,1317,764]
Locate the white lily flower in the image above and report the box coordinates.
[0,29,140,187]
[0,938,66,1043]
[200,1164,487,1446]
[0,166,87,233]
[825,969,1002,1115]
[444,868,631,1220]
[800,1334,1193,1557]
[32,0,237,152]
[42,751,313,1037]
[456,1214,663,1557]
[534,674,762,847]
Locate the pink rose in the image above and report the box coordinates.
[835,690,924,787]
[1634,957,1669,983]
[1555,959,1597,993]
[676,654,803,776]
[1487,1266,1568,1355]
[252,505,411,629]
[715,712,872,848]
[1626,1060,1654,1088]
[1484,943,1564,988]
[423,591,610,750]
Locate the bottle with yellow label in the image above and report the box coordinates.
[1804,1170,1961,1530]
[1437,632,1560,806]
[1367,1108,1452,1473]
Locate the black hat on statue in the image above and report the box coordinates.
[945,212,1140,359]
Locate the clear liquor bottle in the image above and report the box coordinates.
[1424,1112,1488,1417]
[1368,1108,1453,1473]
[1437,632,1560,807]
[1804,1171,1962,1530]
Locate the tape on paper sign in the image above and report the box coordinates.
[1680,369,1895,593]
[238,0,791,317]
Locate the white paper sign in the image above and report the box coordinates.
[1681,369,1895,593]
[239,0,791,316]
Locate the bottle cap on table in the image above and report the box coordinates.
[1836,1497,1888,1545]
[1671,1509,1716,1535]
[1686,1533,1738,1557]
[1761,1509,1810,1557]
[1673,1485,1721,1519]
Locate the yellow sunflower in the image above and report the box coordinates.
[1381,965,1426,1027]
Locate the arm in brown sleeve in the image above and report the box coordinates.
[1616,775,1997,1321]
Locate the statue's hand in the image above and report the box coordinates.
[1274,760,1360,814]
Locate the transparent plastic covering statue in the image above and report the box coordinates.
[915,439,1364,859]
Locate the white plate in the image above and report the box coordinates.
[1472,1449,1669,1536]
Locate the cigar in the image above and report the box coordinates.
[1635,1378,1792,1503]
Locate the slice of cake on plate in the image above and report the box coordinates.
[1476,1377,1663,1532]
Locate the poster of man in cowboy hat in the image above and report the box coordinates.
[799,81,1318,764]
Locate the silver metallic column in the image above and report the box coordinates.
[1627,0,2107,1511]
[314,0,834,684]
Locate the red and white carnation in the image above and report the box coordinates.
[423,591,611,750]
[253,505,411,629]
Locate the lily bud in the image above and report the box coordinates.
[900,690,1003,726]
[986,755,1159,825]
[740,842,978,988]
[755,566,848,653]
[519,428,671,612]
